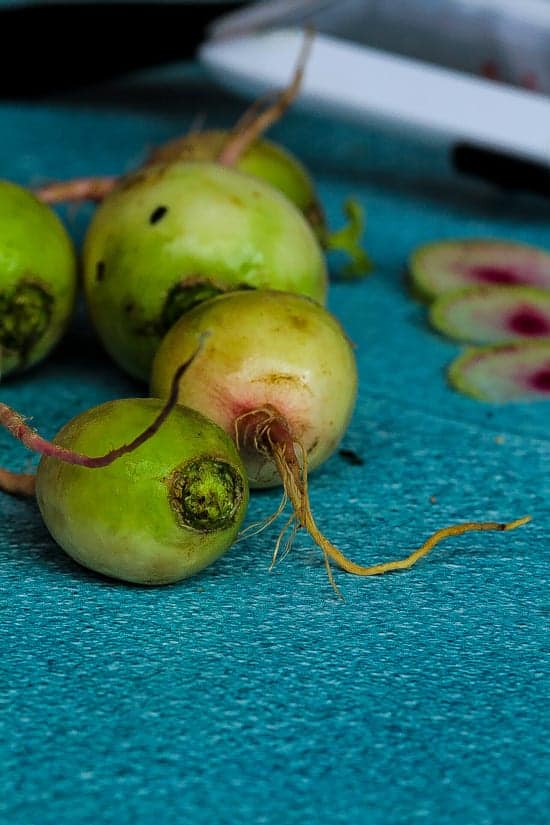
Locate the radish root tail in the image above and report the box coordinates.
[236,406,531,596]
[217,29,314,167]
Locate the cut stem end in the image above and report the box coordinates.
[35,176,117,205]
[0,467,36,498]
[217,29,314,167]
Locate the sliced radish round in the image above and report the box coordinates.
[448,340,550,402]
[410,240,550,300]
[430,285,550,343]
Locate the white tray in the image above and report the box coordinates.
[200,28,550,167]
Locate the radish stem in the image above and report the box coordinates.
[217,29,313,168]
[0,339,205,489]
[33,32,313,206]
[36,176,117,206]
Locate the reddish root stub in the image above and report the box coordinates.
[36,176,117,205]
[0,467,36,497]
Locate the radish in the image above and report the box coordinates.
[150,289,530,589]
[0,358,248,584]
[448,340,550,402]
[148,130,326,240]
[0,180,76,378]
[147,130,372,277]
[410,239,550,301]
[36,36,371,295]
[82,161,328,380]
[429,286,550,343]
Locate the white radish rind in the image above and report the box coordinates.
[410,239,550,301]
[430,286,550,343]
[448,340,550,402]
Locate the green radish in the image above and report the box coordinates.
[150,289,529,591]
[0,358,249,584]
[82,161,328,380]
[0,180,77,378]
[35,401,248,584]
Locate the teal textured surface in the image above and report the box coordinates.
[1,65,549,824]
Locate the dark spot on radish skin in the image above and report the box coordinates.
[124,301,135,314]
[508,307,550,336]
[289,314,309,330]
[529,368,550,392]
[470,265,521,285]
[149,206,168,225]
[308,437,319,454]
[96,261,105,282]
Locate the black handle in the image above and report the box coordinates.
[0,2,245,97]
[453,144,550,198]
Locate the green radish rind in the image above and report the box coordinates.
[0,180,77,378]
[35,398,249,584]
[448,340,550,402]
[429,285,550,343]
[83,161,328,381]
[410,239,550,302]
[148,131,325,238]
[148,132,372,276]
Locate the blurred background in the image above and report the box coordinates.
[1,0,549,96]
